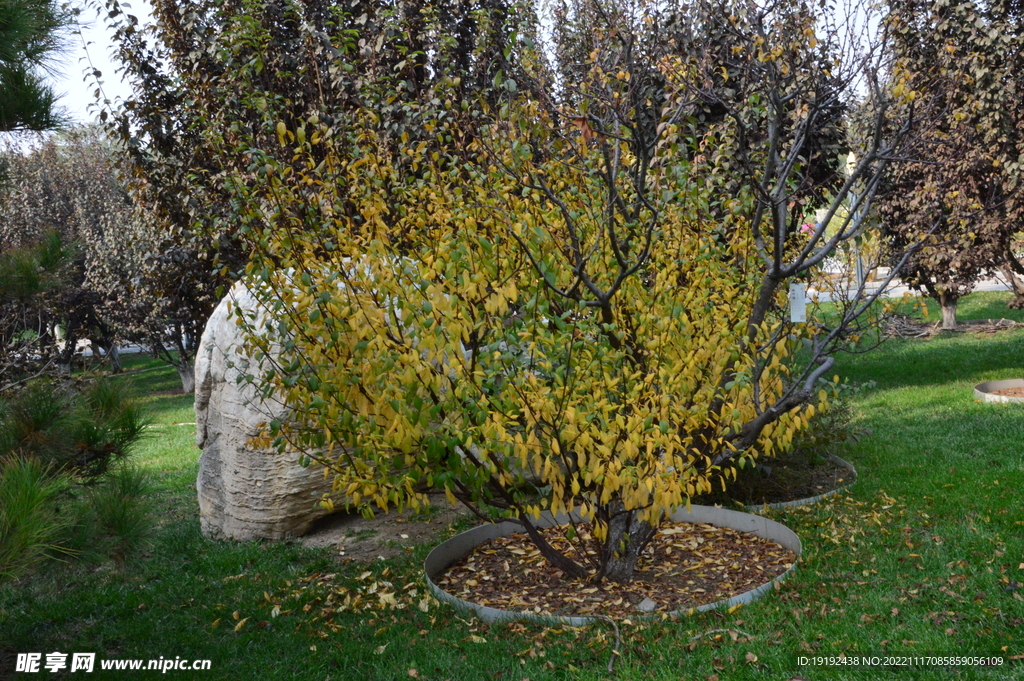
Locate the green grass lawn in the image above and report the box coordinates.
[2,295,1023,680]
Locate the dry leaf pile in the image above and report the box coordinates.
[884,315,1019,339]
[436,521,795,619]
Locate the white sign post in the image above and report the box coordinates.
[789,283,806,323]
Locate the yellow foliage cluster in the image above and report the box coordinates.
[237,98,811,544]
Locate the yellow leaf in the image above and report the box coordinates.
[234,617,250,632]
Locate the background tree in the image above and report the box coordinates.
[0,231,76,387]
[0,0,73,132]
[0,129,132,374]
[96,0,536,257]
[92,0,538,389]
[0,0,76,383]
[878,0,1024,329]
[91,216,219,393]
[0,127,217,391]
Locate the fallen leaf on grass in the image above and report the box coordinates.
[745,652,758,663]
[234,617,249,631]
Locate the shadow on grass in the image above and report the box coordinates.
[835,327,1024,391]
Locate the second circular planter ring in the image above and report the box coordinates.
[746,453,858,512]
[974,379,1024,404]
[424,505,801,626]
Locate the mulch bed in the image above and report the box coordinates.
[990,387,1024,398]
[435,521,795,619]
[692,449,853,507]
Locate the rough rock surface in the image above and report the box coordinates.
[194,281,334,540]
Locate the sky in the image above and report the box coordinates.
[50,1,153,125]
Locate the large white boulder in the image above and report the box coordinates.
[194,281,334,540]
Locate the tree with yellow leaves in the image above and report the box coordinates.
[173,0,912,582]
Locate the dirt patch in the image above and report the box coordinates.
[884,316,1020,339]
[300,493,467,563]
[436,521,795,618]
[990,387,1024,398]
[692,449,853,507]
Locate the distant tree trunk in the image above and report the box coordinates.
[938,290,958,330]
[109,344,122,372]
[57,327,79,374]
[89,338,122,372]
[176,360,196,394]
[174,328,196,394]
[1002,255,1024,309]
[151,334,196,394]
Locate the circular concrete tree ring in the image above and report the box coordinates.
[747,454,858,512]
[974,379,1024,404]
[424,506,801,626]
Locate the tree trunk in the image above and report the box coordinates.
[938,291,958,330]
[176,358,196,394]
[1001,265,1024,309]
[106,344,122,373]
[599,508,658,583]
[57,328,78,375]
